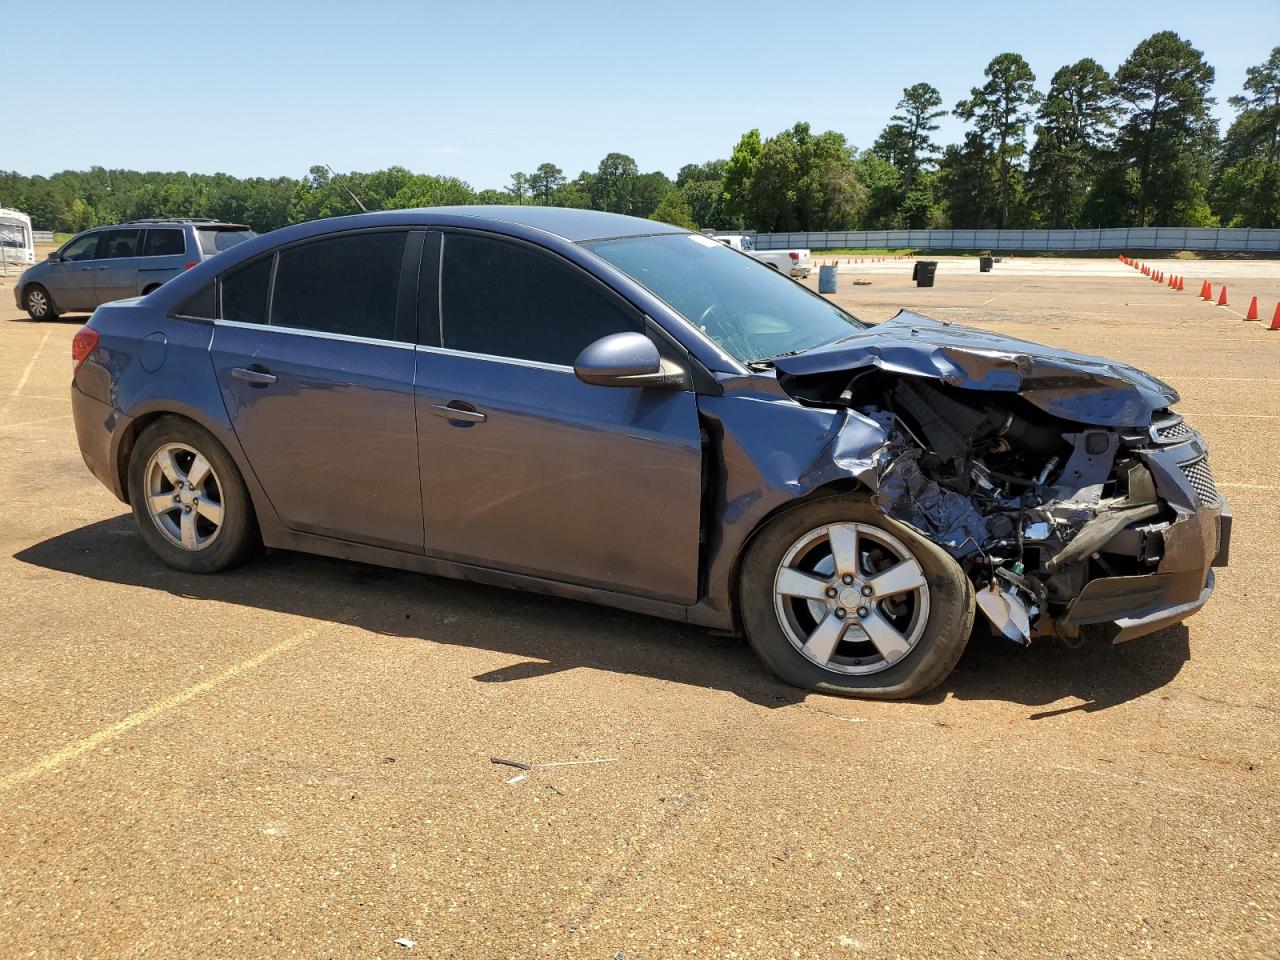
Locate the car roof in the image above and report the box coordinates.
[398,206,688,242]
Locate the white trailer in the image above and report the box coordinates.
[0,208,35,269]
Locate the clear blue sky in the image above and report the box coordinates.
[8,0,1279,190]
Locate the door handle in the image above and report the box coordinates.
[231,366,278,387]
[430,401,486,423]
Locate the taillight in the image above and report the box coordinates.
[184,262,197,271]
[789,251,799,261]
[72,326,99,373]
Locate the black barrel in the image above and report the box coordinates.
[915,261,938,287]
[979,256,993,273]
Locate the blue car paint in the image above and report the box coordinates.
[69,206,1227,640]
[210,322,423,553]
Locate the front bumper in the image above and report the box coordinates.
[1061,427,1229,643]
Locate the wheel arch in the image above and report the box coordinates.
[724,477,875,634]
[22,281,56,312]
[112,401,279,538]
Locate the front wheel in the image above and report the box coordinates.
[739,495,974,699]
[24,284,56,320]
[126,417,258,573]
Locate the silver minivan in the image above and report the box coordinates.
[14,218,256,319]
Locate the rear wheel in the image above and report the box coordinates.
[739,495,974,699]
[126,417,258,573]
[24,284,56,320]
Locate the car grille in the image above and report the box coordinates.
[1179,456,1220,508]
[1155,416,1193,443]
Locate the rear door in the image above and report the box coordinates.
[138,227,189,289]
[415,230,703,603]
[94,228,144,302]
[209,229,426,552]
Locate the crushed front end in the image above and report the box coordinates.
[773,312,1230,645]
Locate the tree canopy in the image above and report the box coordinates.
[2,34,1275,235]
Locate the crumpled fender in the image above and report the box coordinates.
[693,386,888,625]
[773,311,1178,427]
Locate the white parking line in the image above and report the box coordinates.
[0,616,346,790]
[0,328,54,420]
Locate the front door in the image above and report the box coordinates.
[209,229,426,552]
[416,231,703,604]
[48,232,101,311]
[93,228,144,302]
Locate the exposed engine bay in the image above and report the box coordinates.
[770,311,1231,645]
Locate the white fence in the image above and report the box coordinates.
[32,229,54,243]
[748,227,1280,253]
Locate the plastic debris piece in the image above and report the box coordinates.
[395,938,416,949]
[537,758,619,768]
[490,757,532,770]
[505,774,527,785]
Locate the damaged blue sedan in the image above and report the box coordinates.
[70,208,1230,698]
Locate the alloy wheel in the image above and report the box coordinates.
[772,522,930,676]
[143,442,225,551]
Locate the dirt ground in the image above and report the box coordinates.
[1,254,1278,959]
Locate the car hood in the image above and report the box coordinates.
[772,310,1178,427]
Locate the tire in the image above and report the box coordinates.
[23,284,56,321]
[126,416,258,573]
[141,284,162,296]
[739,494,974,699]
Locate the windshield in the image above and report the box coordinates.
[585,233,862,364]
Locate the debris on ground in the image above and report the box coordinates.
[490,757,532,770]
[394,937,416,949]
[537,758,618,768]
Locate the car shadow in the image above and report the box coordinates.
[7,313,91,324]
[926,622,1191,717]
[15,515,1190,713]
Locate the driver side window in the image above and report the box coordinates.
[440,233,641,366]
[61,234,100,262]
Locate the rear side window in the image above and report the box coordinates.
[100,229,141,259]
[441,233,640,365]
[143,229,186,257]
[220,257,272,325]
[198,228,255,256]
[271,232,407,341]
[176,284,216,319]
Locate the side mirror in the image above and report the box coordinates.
[47,251,61,261]
[573,332,686,389]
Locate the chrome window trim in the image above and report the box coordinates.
[214,317,416,351]
[414,343,573,374]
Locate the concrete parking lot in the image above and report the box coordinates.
[1,256,1278,959]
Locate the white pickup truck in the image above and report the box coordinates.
[712,234,812,278]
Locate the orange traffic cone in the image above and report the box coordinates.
[1246,296,1260,320]
[1178,276,1185,291]
[1217,286,1229,306]
[1200,280,1212,300]
[1271,303,1280,331]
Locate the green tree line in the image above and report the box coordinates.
[2,34,1276,235]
